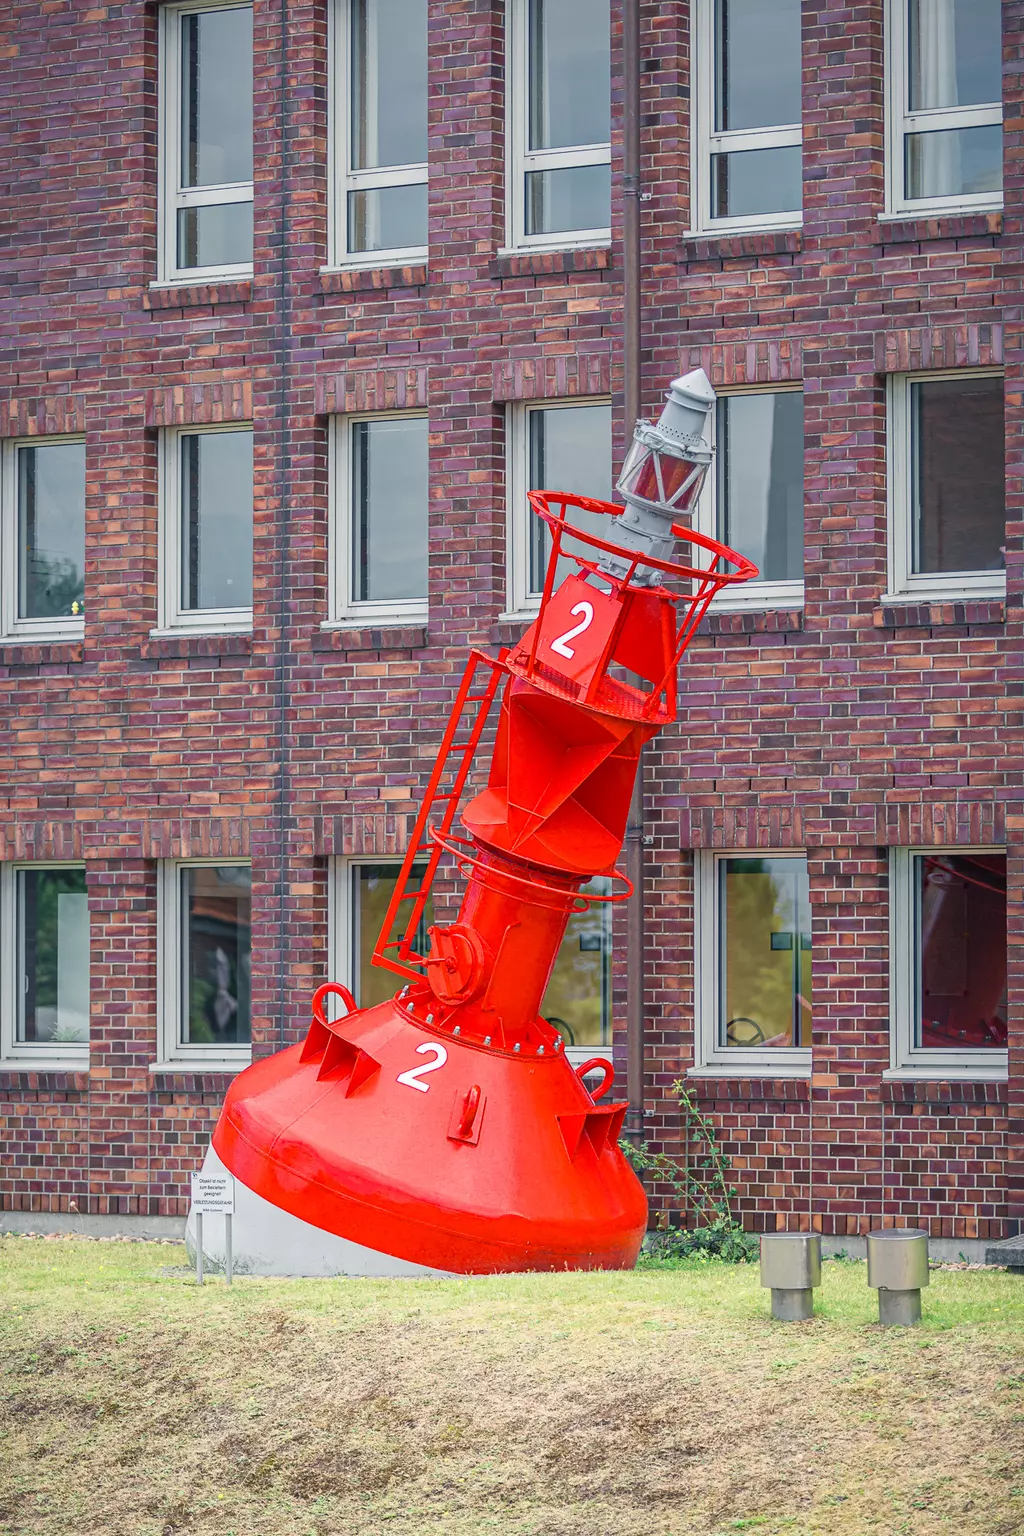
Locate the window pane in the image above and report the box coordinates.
[915,853,1006,1049]
[180,5,253,187]
[351,417,428,604]
[719,393,804,583]
[908,0,1001,111]
[180,430,254,611]
[911,376,1004,573]
[17,869,89,1045]
[524,164,610,236]
[905,125,1002,199]
[714,0,802,132]
[181,865,251,1046]
[528,403,612,594]
[354,863,433,1010]
[16,442,85,620]
[177,202,253,270]
[712,146,802,218]
[347,184,428,253]
[719,858,811,1049]
[350,0,427,169]
[528,0,610,150]
[541,877,611,1049]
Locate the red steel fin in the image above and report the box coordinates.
[316,1031,381,1095]
[558,1102,628,1161]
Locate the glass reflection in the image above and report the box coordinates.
[908,0,1001,111]
[528,0,610,150]
[712,146,802,219]
[719,392,804,583]
[180,430,254,611]
[352,416,428,604]
[915,853,1006,1049]
[528,403,612,594]
[524,164,610,236]
[182,865,251,1046]
[17,441,86,620]
[351,0,428,170]
[714,0,802,131]
[906,124,1002,199]
[719,858,811,1049]
[177,202,253,270]
[354,863,433,1010]
[17,868,90,1045]
[348,184,428,253]
[542,877,611,1049]
[180,5,253,187]
[911,375,1004,573]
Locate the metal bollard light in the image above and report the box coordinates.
[760,1233,822,1320]
[866,1228,929,1325]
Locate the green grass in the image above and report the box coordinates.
[2,1236,1023,1536]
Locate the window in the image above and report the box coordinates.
[157,862,251,1065]
[541,878,612,1063]
[330,0,428,266]
[506,400,611,615]
[329,414,429,624]
[506,0,611,250]
[330,859,434,1011]
[159,2,254,283]
[887,371,1004,599]
[1,437,85,641]
[0,865,90,1065]
[693,0,803,231]
[697,390,804,608]
[158,426,253,632]
[693,852,812,1076]
[886,0,1002,215]
[890,849,1007,1078]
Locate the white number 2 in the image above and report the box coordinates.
[396,1042,448,1093]
[550,601,594,660]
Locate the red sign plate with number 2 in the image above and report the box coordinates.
[532,574,621,693]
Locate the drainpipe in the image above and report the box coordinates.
[621,0,644,1143]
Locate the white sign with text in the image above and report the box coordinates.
[191,1170,235,1214]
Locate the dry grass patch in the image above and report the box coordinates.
[1,1236,1023,1535]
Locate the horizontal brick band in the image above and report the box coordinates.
[0,394,87,438]
[875,323,1003,373]
[875,800,1005,847]
[681,805,812,849]
[311,812,411,858]
[491,351,611,402]
[0,821,85,861]
[315,367,429,416]
[679,339,802,387]
[144,380,253,429]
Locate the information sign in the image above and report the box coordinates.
[191,1170,235,1215]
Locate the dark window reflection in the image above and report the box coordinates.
[177,203,253,270]
[351,0,427,170]
[524,165,610,236]
[908,0,1001,111]
[719,392,804,583]
[712,146,802,219]
[528,0,610,150]
[352,417,428,604]
[542,877,611,1049]
[720,858,811,1049]
[354,863,433,1010]
[17,868,90,1045]
[714,0,802,131]
[912,376,1004,573]
[915,853,1006,1049]
[180,430,254,611]
[528,404,611,594]
[180,5,253,187]
[347,185,428,253]
[182,865,251,1046]
[905,125,1002,200]
[17,442,86,621]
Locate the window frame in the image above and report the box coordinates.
[156,423,254,636]
[326,0,429,271]
[888,847,1008,1081]
[691,849,812,1078]
[327,411,430,627]
[504,396,612,619]
[0,435,86,643]
[886,368,1005,602]
[156,858,253,1069]
[503,0,612,254]
[157,0,255,287]
[884,0,1003,219]
[0,862,90,1068]
[695,385,805,611]
[691,0,804,236]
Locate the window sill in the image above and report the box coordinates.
[680,228,802,263]
[143,278,252,310]
[149,1059,249,1077]
[882,1067,1007,1087]
[0,639,84,666]
[313,623,428,652]
[700,609,804,637]
[490,246,612,279]
[873,597,1005,630]
[686,1063,811,1082]
[319,263,428,295]
[875,211,1002,246]
[140,632,253,661]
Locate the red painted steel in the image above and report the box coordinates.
[212,488,756,1272]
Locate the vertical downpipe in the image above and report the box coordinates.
[621,0,644,1143]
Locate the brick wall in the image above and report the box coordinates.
[1,0,1021,1240]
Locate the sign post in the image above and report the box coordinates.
[190,1169,236,1285]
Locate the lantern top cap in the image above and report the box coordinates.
[644,367,716,454]
[667,368,715,412]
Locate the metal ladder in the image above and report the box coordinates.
[371,648,507,983]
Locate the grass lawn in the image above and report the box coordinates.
[1,1237,1023,1536]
